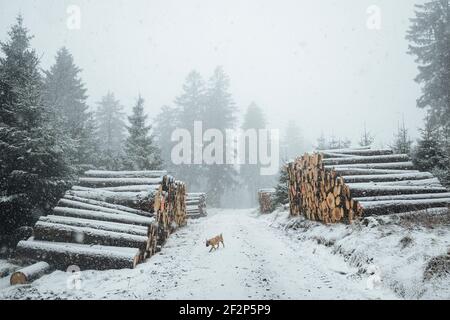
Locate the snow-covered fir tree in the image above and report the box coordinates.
[359,123,375,147]
[203,67,238,206]
[0,16,71,240]
[241,102,268,205]
[124,95,162,170]
[413,114,445,172]
[391,119,413,154]
[95,92,126,170]
[273,163,289,207]
[172,70,207,188]
[406,0,450,130]
[154,105,178,173]
[407,0,449,183]
[43,47,98,170]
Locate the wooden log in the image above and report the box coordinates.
[354,192,450,202]
[33,221,148,250]
[63,195,150,216]
[39,215,148,237]
[78,177,162,188]
[58,198,137,217]
[342,172,434,183]
[323,154,409,166]
[15,240,140,270]
[331,168,420,176]
[347,185,448,197]
[67,188,153,210]
[347,178,443,189]
[360,198,450,216]
[52,207,154,226]
[321,152,354,159]
[10,261,51,285]
[84,170,167,178]
[98,185,159,192]
[320,148,393,156]
[325,162,415,170]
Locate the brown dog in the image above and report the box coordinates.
[206,234,224,252]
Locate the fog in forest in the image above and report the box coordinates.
[0,0,426,147]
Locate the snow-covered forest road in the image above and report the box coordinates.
[0,209,398,299]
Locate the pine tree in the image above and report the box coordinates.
[43,47,97,169]
[359,123,375,147]
[406,0,450,129]
[95,92,126,170]
[0,16,71,239]
[172,70,206,188]
[241,102,267,205]
[203,67,238,206]
[391,119,413,154]
[413,114,445,172]
[124,95,162,170]
[407,1,450,185]
[154,105,178,173]
[273,164,289,207]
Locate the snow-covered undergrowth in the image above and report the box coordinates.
[261,207,450,299]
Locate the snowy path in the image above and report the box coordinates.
[0,209,397,299]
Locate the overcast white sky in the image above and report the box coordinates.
[0,0,426,148]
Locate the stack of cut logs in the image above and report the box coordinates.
[258,188,276,213]
[186,193,207,219]
[287,148,450,223]
[15,170,186,272]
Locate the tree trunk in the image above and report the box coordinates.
[10,262,51,285]
[15,240,140,270]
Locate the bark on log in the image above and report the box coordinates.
[39,215,148,237]
[10,261,51,285]
[98,185,159,192]
[84,170,167,178]
[354,192,450,202]
[33,221,148,250]
[325,162,415,170]
[348,185,447,197]
[342,172,433,183]
[52,207,154,226]
[58,197,152,218]
[15,240,140,270]
[323,154,409,166]
[67,188,153,211]
[58,198,136,217]
[63,195,150,216]
[319,148,393,156]
[332,168,420,176]
[360,198,450,216]
[78,177,162,188]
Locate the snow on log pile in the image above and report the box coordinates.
[258,188,276,213]
[186,193,207,219]
[15,170,186,271]
[287,147,450,223]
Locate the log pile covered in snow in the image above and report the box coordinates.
[15,170,186,271]
[186,193,207,218]
[258,188,276,213]
[287,148,450,223]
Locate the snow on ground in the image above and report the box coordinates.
[263,207,450,299]
[0,208,448,300]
